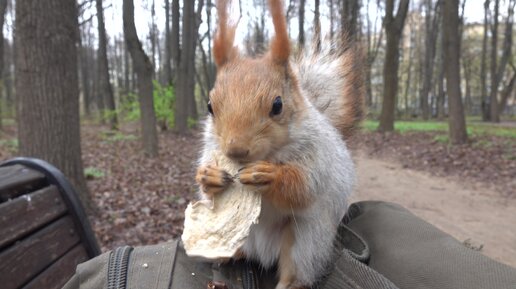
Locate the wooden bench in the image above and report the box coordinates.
[0,158,100,289]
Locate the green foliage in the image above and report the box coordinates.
[153,81,176,128]
[0,139,18,151]
[120,81,176,129]
[84,167,105,179]
[1,118,15,126]
[100,131,137,143]
[187,117,197,128]
[120,92,142,121]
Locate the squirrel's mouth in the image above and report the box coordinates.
[224,153,252,165]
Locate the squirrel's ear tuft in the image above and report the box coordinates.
[267,0,290,65]
[214,0,238,68]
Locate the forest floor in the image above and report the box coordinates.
[0,121,515,267]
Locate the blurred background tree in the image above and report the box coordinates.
[0,0,513,172]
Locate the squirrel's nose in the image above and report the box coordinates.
[226,139,250,160]
[226,146,250,160]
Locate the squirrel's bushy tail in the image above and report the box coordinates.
[293,41,365,140]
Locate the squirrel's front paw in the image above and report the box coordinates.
[237,161,277,193]
[195,164,233,196]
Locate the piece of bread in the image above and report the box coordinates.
[182,153,261,259]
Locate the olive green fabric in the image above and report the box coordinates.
[127,242,178,289]
[62,201,516,289]
[345,201,516,289]
[62,247,110,289]
[62,242,179,289]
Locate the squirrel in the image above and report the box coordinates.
[195,0,365,288]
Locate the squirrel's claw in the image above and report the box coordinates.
[196,164,233,196]
[237,161,277,193]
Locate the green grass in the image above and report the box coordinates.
[84,167,105,179]
[363,120,516,138]
[362,120,448,133]
[467,125,516,138]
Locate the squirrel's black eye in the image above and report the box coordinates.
[270,96,282,116]
[207,100,213,115]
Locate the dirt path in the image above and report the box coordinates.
[351,151,516,268]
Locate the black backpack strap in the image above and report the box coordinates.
[320,250,401,289]
[334,221,370,264]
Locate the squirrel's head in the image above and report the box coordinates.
[209,0,304,163]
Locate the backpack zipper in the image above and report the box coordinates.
[241,262,259,289]
[108,246,134,289]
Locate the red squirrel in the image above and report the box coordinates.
[195,0,365,288]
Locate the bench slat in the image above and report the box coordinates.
[0,185,67,249]
[0,165,47,203]
[22,245,88,289]
[0,216,80,289]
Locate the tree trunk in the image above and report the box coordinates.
[420,0,441,120]
[97,0,118,129]
[197,0,215,104]
[124,39,131,95]
[443,0,468,144]
[150,0,157,73]
[489,0,500,122]
[493,0,515,118]
[123,0,159,157]
[3,39,13,117]
[0,0,7,129]
[171,0,180,82]
[498,69,516,114]
[15,0,91,211]
[174,0,192,133]
[329,0,334,42]
[480,0,490,121]
[436,23,446,120]
[175,0,203,133]
[404,28,414,117]
[462,58,473,114]
[314,0,321,51]
[164,0,172,85]
[365,0,383,108]
[341,0,360,41]
[378,0,410,132]
[79,29,92,117]
[298,0,305,49]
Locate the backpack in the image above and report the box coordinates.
[62,201,516,289]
